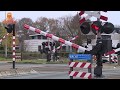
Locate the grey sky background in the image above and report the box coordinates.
[0,11,120,25]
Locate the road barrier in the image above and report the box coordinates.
[68,54,92,79]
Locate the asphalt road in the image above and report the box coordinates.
[1,69,120,79]
[0,62,120,79]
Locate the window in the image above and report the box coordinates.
[38,35,42,39]
[42,36,47,39]
[31,36,35,39]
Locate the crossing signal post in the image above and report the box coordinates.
[102,22,114,34]
[5,24,14,33]
[79,12,114,77]
[80,22,91,34]
[3,12,16,69]
[5,24,16,69]
[91,21,102,35]
[80,21,114,35]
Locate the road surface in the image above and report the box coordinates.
[0,62,120,79]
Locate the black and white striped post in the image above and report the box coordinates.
[3,12,16,69]
[12,24,16,69]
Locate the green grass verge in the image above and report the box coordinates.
[15,59,91,64]
[0,57,12,61]
[0,57,92,64]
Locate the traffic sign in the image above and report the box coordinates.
[69,54,92,60]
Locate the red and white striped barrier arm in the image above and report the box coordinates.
[24,24,87,52]
[105,48,120,56]
[69,62,91,68]
[69,35,79,42]
[52,35,79,52]
[69,71,92,79]
[0,33,9,43]
[13,36,16,62]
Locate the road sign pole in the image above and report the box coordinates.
[70,59,73,79]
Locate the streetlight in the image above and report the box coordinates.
[16,30,24,61]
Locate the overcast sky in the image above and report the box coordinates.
[0,11,120,25]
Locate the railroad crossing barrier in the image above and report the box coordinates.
[68,54,92,79]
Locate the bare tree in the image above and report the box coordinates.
[35,17,49,31]
[55,14,84,45]
[15,18,34,40]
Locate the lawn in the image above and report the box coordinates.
[0,57,12,61]
[15,59,69,64]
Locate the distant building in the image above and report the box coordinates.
[24,34,75,53]
[24,34,54,52]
